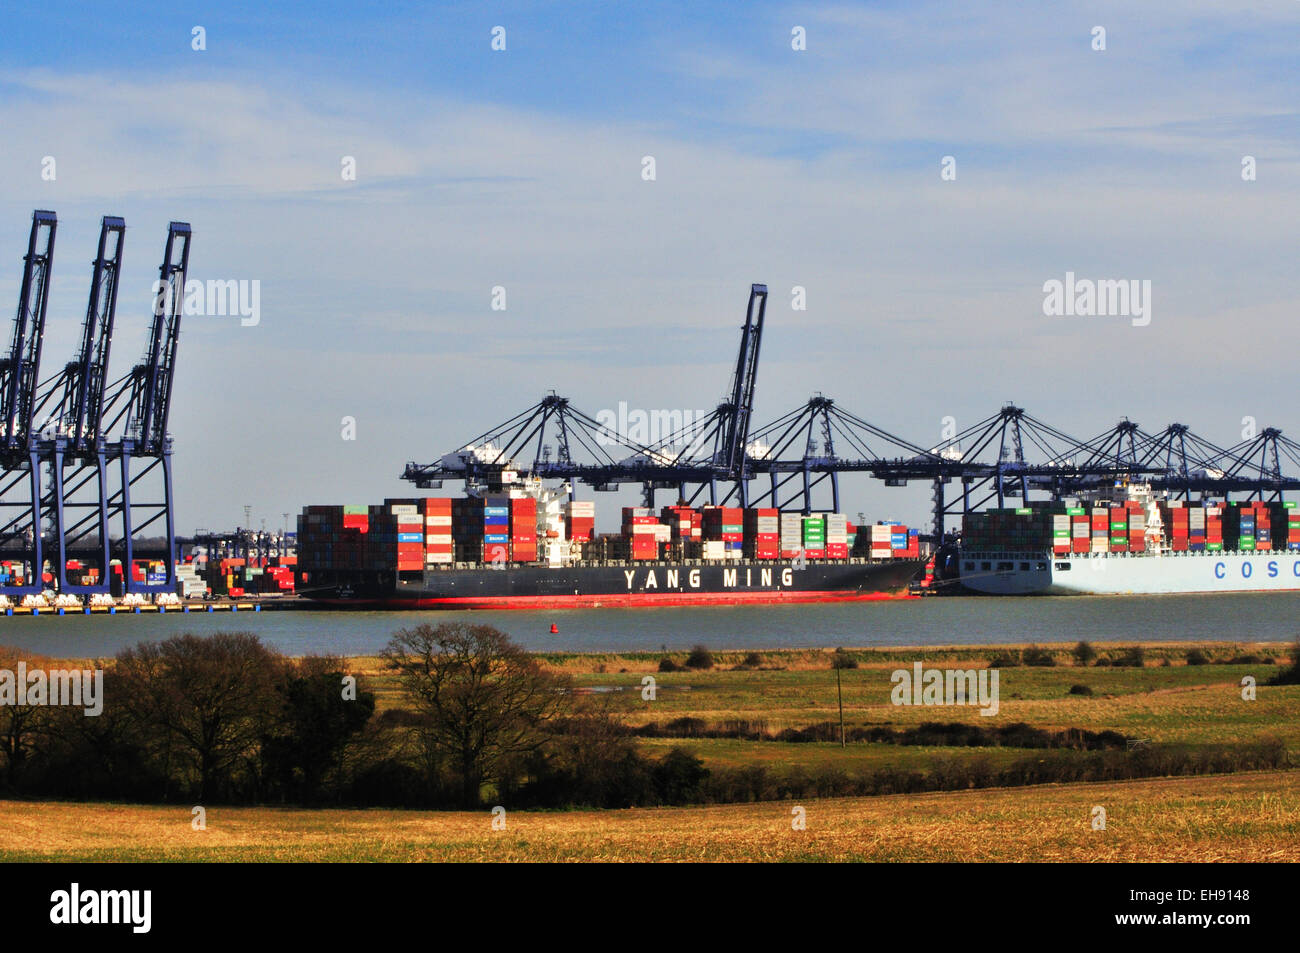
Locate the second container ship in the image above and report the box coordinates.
[295,487,925,609]
[958,486,1300,595]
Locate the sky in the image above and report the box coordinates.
[2,1,1299,534]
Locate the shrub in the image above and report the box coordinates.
[1185,648,1210,666]
[741,651,763,668]
[1068,684,1094,696]
[1267,637,1300,686]
[658,657,680,673]
[831,649,859,669]
[1113,646,1145,668]
[1073,641,1097,667]
[652,748,709,805]
[1022,645,1056,667]
[1094,656,1112,667]
[684,645,714,670]
[989,650,1020,668]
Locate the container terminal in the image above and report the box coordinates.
[5,212,1300,613]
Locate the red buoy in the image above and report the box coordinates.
[550,623,559,634]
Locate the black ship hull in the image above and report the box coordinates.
[300,558,923,609]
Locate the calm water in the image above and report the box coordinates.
[0,593,1295,656]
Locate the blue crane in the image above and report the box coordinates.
[98,221,192,593]
[31,216,126,593]
[0,211,57,593]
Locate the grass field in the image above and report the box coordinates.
[5,639,1294,863]
[2,770,1295,861]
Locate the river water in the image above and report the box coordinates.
[0,593,1294,656]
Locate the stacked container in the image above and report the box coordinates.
[1223,501,1271,552]
[382,501,426,571]
[801,514,826,558]
[482,497,511,563]
[702,506,744,559]
[867,522,894,559]
[661,505,702,547]
[742,508,779,559]
[1069,507,1089,553]
[565,500,596,542]
[1163,501,1189,551]
[299,505,369,572]
[1188,503,1207,551]
[510,497,537,562]
[779,512,803,557]
[1127,502,1147,553]
[622,507,659,560]
[1204,502,1223,551]
[825,513,849,559]
[425,498,453,565]
[1052,511,1071,555]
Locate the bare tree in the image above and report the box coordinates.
[116,633,284,800]
[381,623,568,807]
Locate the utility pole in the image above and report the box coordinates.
[833,648,846,748]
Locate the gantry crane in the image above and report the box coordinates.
[31,216,125,592]
[0,211,57,593]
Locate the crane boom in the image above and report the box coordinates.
[1,210,57,450]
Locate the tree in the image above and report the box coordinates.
[0,647,57,790]
[1073,641,1097,667]
[116,632,284,800]
[381,623,569,807]
[262,655,375,803]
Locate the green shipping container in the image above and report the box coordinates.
[1207,542,1223,551]
[1110,521,1127,531]
[1066,507,1085,515]
[1053,530,1070,538]
[1284,502,1297,509]
[1110,536,1127,545]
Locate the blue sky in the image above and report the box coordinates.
[2,2,1300,532]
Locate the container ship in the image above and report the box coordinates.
[957,487,1300,595]
[295,490,924,609]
